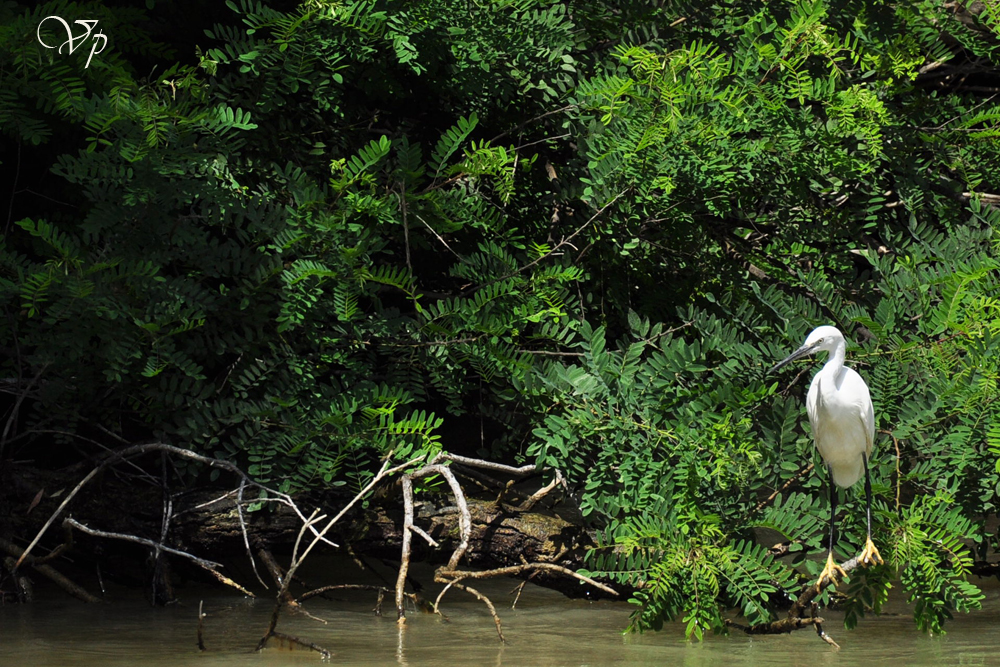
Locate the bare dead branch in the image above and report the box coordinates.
[753,463,815,514]
[237,480,267,588]
[516,468,566,512]
[410,524,439,548]
[64,517,221,568]
[258,548,293,604]
[451,581,505,643]
[811,601,840,648]
[294,455,423,571]
[510,580,527,609]
[437,562,617,597]
[258,455,423,653]
[394,453,615,641]
[266,631,332,659]
[424,466,471,570]
[431,580,457,616]
[439,453,537,476]
[725,615,826,634]
[16,442,335,570]
[63,518,255,597]
[0,538,101,603]
[396,475,416,623]
[197,600,206,651]
[729,550,873,647]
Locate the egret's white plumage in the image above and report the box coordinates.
[771,325,883,589]
[801,326,875,489]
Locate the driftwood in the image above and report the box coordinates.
[255,456,422,657]
[356,494,601,597]
[0,536,101,603]
[4,441,620,648]
[2,443,347,606]
[168,459,606,598]
[391,453,618,642]
[2,445,613,609]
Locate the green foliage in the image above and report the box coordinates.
[2,0,999,639]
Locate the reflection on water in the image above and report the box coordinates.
[1,561,997,667]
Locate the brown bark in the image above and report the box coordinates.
[168,489,609,598]
[351,496,608,597]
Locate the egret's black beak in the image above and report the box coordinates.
[769,341,821,374]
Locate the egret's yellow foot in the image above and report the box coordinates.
[814,552,847,591]
[859,537,883,567]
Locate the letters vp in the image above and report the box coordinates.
[37,16,108,69]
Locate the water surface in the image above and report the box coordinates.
[2,564,997,666]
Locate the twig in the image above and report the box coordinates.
[879,429,902,512]
[0,537,101,603]
[436,562,617,597]
[518,349,584,357]
[410,524,439,548]
[811,601,840,648]
[63,518,255,597]
[267,631,332,659]
[510,580,527,609]
[513,133,571,151]
[515,469,565,512]
[753,463,815,514]
[197,600,206,651]
[415,213,466,263]
[237,480,267,588]
[298,583,407,603]
[1,363,49,454]
[258,548,292,602]
[487,104,578,144]
[461,189,628,297]
[729,549,873,646]
[450,581,505,643]
[15,442,335,570]
[398,182,412,273]
[64,517,221,568]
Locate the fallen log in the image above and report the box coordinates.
[3,449,620,603]
[169,485,611,598]
[351,496,607,598]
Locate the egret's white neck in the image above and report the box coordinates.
[821,342,847,379]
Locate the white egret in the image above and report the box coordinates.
[770,325,883,590]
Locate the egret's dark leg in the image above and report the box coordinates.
[859,452,884,566]
[816,462,846,590]
[827,462,838,554]
[863,452,873,539]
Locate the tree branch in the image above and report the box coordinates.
[728,551,874,647]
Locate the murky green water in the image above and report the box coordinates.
[2,565,998,666]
